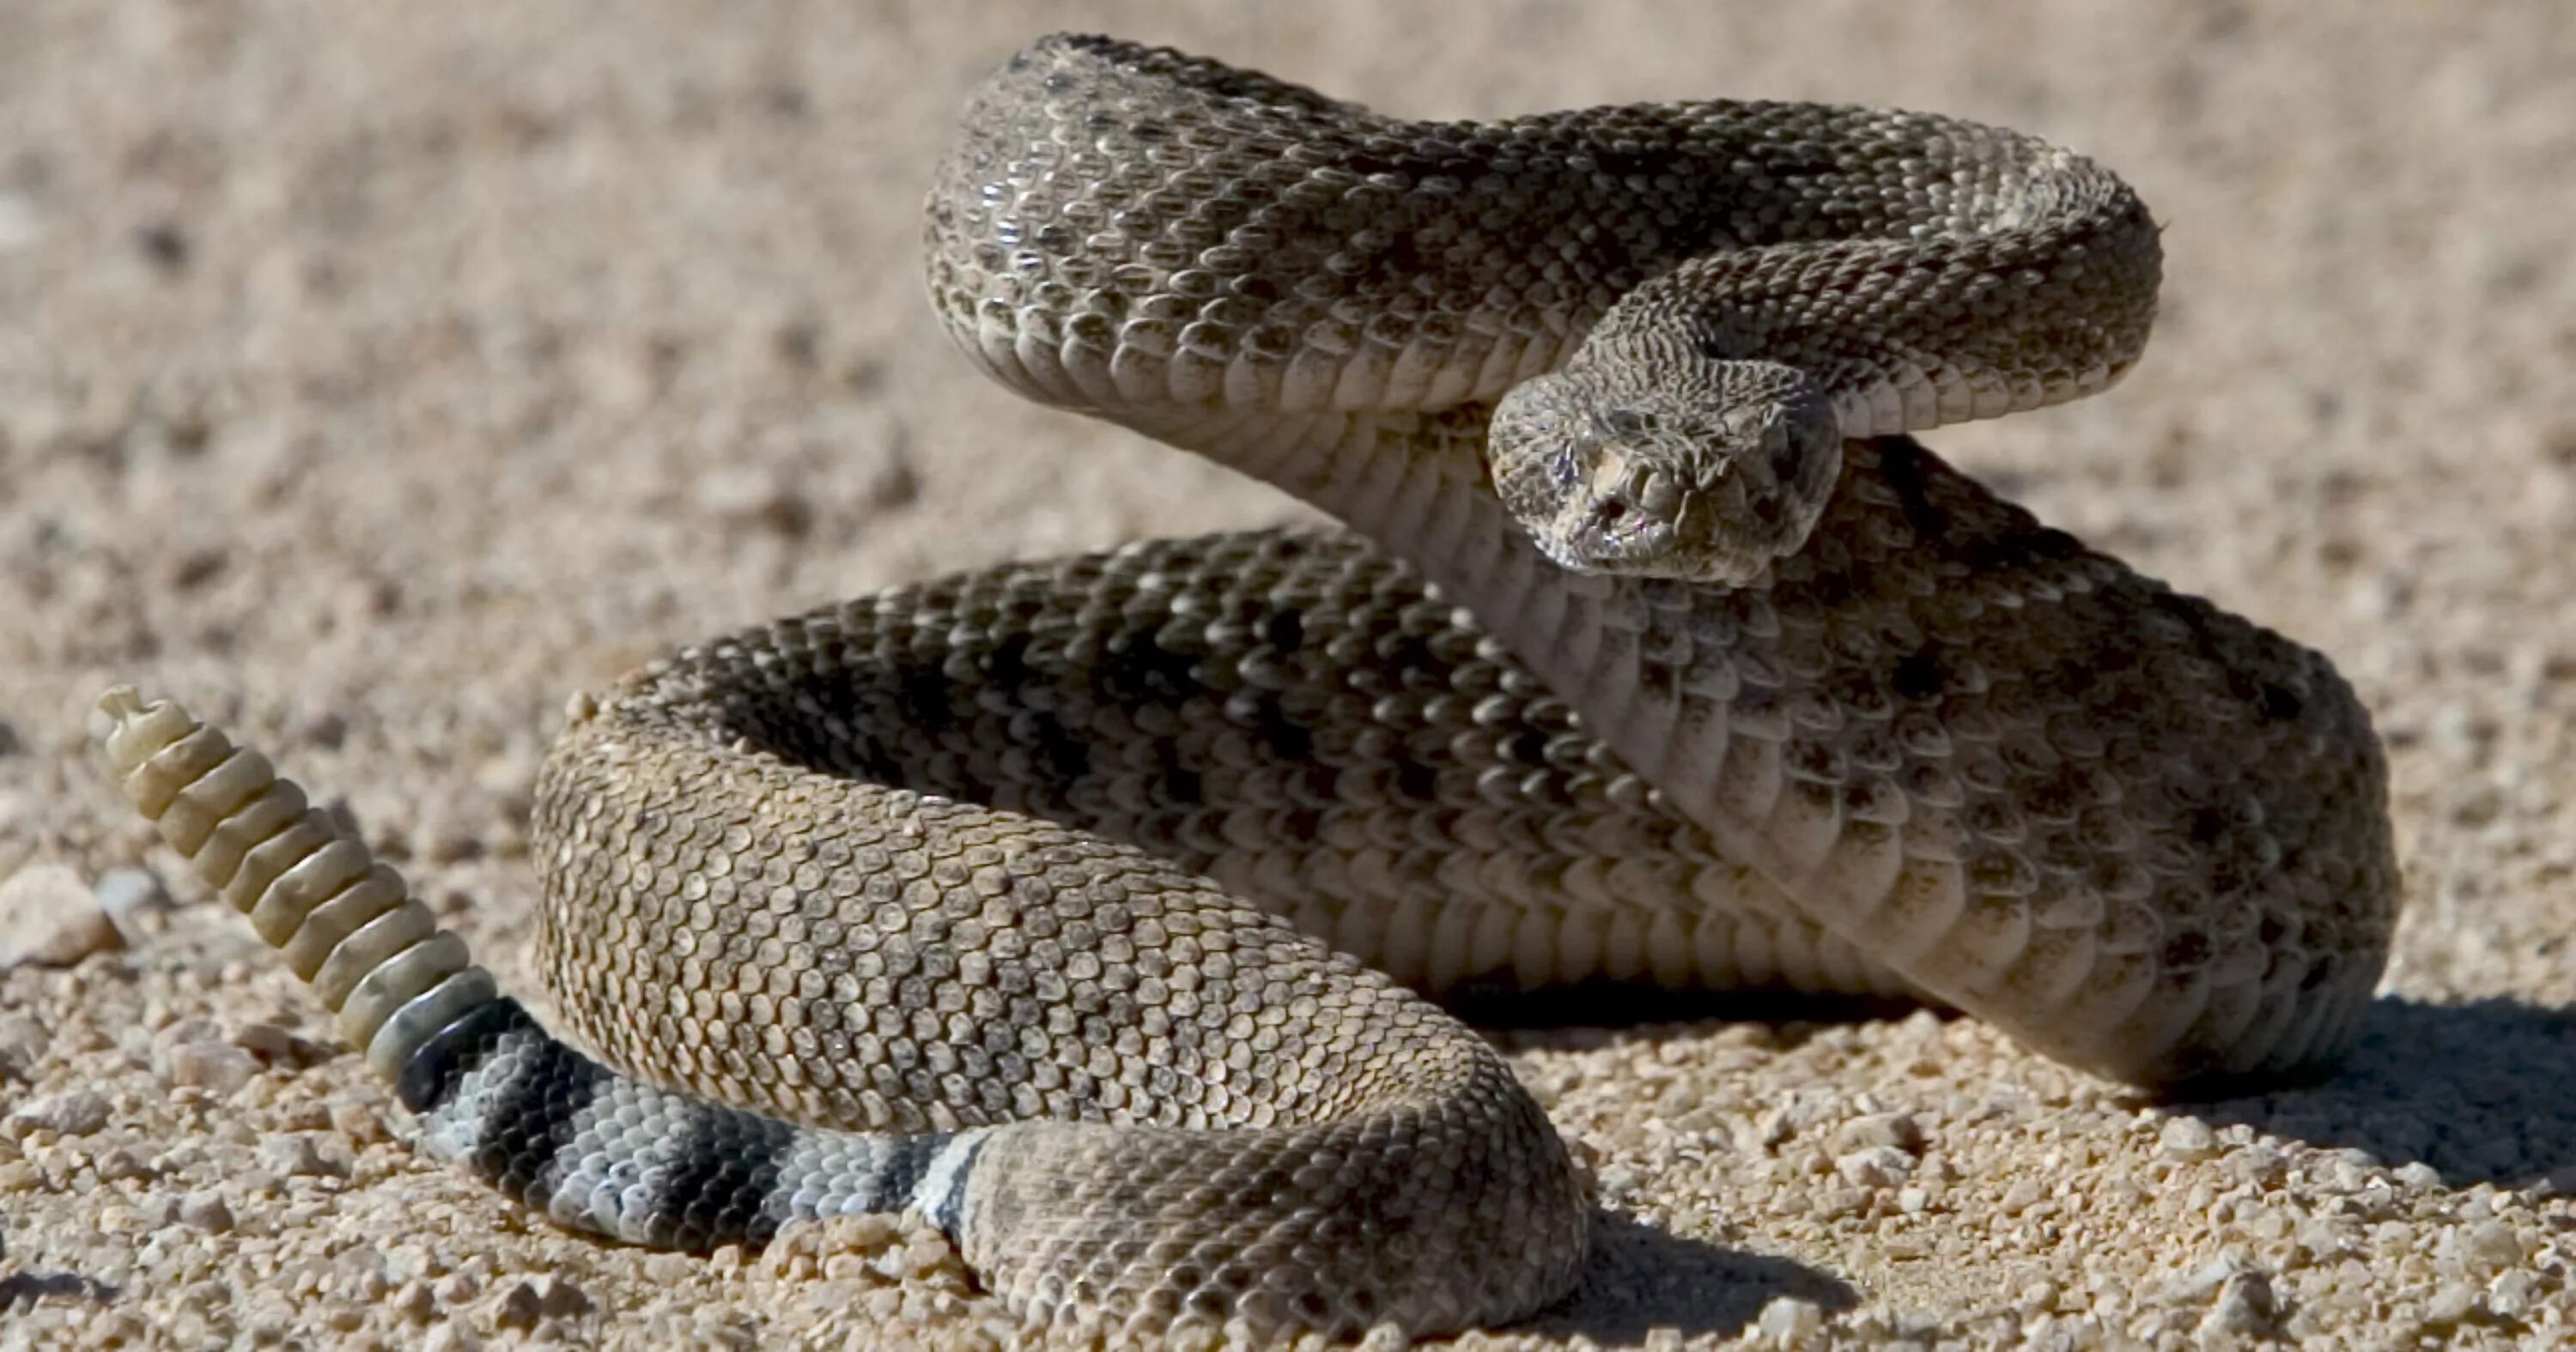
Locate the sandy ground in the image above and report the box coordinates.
[3,2,2574,1348]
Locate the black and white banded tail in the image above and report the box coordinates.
[95,688,987,1251]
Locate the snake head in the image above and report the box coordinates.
[1489,334,1843,585]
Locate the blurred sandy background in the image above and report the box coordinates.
[3,3,2572,1348]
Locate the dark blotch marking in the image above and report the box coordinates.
[1379,632,1443,688]
[1094,632,1201,705]
[1154,744,1205,806]
[1788,567,1858,611]
[1247,693,1313,761]
[871,1132,953,1209]
[1874,437,1950,543]
[985,632,1036,689]
[2161,929,2213,973]
[468,1016,611,1196]
[1024,711,1091,785]
[841,733,913,788]
[1892,646,1946,700]
[895,667,957,735]
[396,997,533,1113]
[1262,611,1305,654]
[1394,759,1441,801]
[1880,436,2088,573]
[2185,807,2229,846]
[647,1106,808,1250]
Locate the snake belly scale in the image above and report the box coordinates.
[96,33,2396,1342]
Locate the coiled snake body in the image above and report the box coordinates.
[98,34,2395,1341]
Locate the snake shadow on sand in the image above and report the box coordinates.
[2177,994,2576,1187]
[1492,991,2571,1343]
[1529,1214,1856,1343]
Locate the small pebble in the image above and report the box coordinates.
[167,1041,261,1094]
[2162,1254,2243,1305]
[2457,1219,2524,1272]
[1756,1295,1825,1343]
[1357,1322,1410,1352]
[256,1133,345,1179]
[2202,1270,2278,1337]
[422,1320,483,1352]
[2423,1282,2480,1325]
[92,1145,155,1182]
[392,1279,438,1324]
[489,1278,546,1331]
[1835,1145,1916,1189]
[178,1190,234,1233]
[0,862,123,968]
[327,1099,388,1145]
[231,1021,316,1065]
[0,1011,50,1079]
[9,1088,111,1137]
[1833,1112,1926,1155]
[91,866,173,944]
[2488,1269,2539,1318]
[2157,1116,2219,1159]
[534,1273,592,1319]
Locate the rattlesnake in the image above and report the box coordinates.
[95,33,2397,1342]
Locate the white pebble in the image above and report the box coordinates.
[2488,1269,2539,1318]
[9,1088,111,1137]
[1358,1322,1410,1351]
[257,1133,343,1179]
[1756,1294,1824,1343]
[91,866,173,944]
[167,1041,260,1095]
[422,1320,483,1352]
[2458,1219,2525,1273]
[2423,1282,2480,1325]
[1835,1145,1916,1189]
[2156,1116,2219,1159]
[0,863,123,968]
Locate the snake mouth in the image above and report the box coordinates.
[1528,476,1774,585]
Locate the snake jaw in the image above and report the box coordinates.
[1491,355,1843,585]
[1537,440,1753,583]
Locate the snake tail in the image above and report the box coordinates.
[94,691,988,1250]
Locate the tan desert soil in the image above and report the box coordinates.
[4,3,2574,1349]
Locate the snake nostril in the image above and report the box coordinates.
[1596,498,1626,524]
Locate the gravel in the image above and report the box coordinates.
[3,2,2572,1349]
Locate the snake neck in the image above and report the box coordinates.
[1129,403,1773,870]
